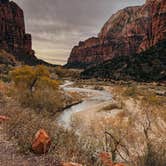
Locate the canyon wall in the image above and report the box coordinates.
[67,0,166,68]
[0,0,36,64]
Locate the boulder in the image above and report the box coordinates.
[32,129,51,154]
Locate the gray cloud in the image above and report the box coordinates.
[14,0,145,65]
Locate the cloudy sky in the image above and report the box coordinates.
[14,0,145,65]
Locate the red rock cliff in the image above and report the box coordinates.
[0,0,34,58]
[67,0,166,68]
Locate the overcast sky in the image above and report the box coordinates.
[14,0,145,65]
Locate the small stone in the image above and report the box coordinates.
[0,115,9,122]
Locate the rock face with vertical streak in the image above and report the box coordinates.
[0,0,50,65]
[67,0,166,68]
[0,0,33,54]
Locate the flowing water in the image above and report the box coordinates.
[58,81,112,129]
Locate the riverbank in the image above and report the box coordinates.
[0,78,166,165]
[58,81,113,129]
[0,80,98,165]
[58,80,166,164]
[59,80,166,136]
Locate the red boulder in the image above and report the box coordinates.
[32,129,51,154]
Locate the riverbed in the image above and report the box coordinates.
[58,81,122,132]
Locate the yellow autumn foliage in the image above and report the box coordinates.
[11,65,59,91]
[10,65,63,113]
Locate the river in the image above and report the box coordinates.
[58,81,113,129]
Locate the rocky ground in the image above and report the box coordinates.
[0,125,60,166]
[0,103,61,166]
[0,81,82,166]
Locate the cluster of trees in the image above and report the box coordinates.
[81,40,166,82]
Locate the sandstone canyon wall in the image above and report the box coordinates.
[0,0,46,65]
[67,0,166,68]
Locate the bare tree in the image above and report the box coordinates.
[104,129,130,162]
